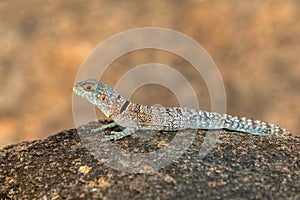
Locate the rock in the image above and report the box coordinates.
[0,120,299,199]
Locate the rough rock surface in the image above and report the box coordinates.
[0,120,299,199]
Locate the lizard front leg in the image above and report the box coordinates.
[101,126,138,142]
[91,122,118,133]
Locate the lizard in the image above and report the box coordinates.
[73,78,292,141]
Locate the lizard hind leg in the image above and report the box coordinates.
[101,126,138,142]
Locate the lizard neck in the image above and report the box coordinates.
[104,94,130,120]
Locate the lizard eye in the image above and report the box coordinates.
[82,83,95,92]
[99,93,106,102]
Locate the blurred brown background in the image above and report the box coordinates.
[0,1,299,148]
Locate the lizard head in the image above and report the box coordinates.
[73,78,122,119]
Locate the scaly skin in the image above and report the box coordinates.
[73,79,291,141]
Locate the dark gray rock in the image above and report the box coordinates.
[0,120,299,199]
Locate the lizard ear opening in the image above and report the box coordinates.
[82,83,95,92]
[99,93,106,102]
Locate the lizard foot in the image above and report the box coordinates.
[101,131,130,142]
[101,126,138,142]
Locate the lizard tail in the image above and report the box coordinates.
[221,114,291,136]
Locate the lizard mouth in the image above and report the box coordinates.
[73,84,86,98]
[73,83,98,106]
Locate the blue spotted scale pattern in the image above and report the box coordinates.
[73,79,291,141]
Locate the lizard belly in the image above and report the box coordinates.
[146,107,224,131]
[144,107,203,131]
